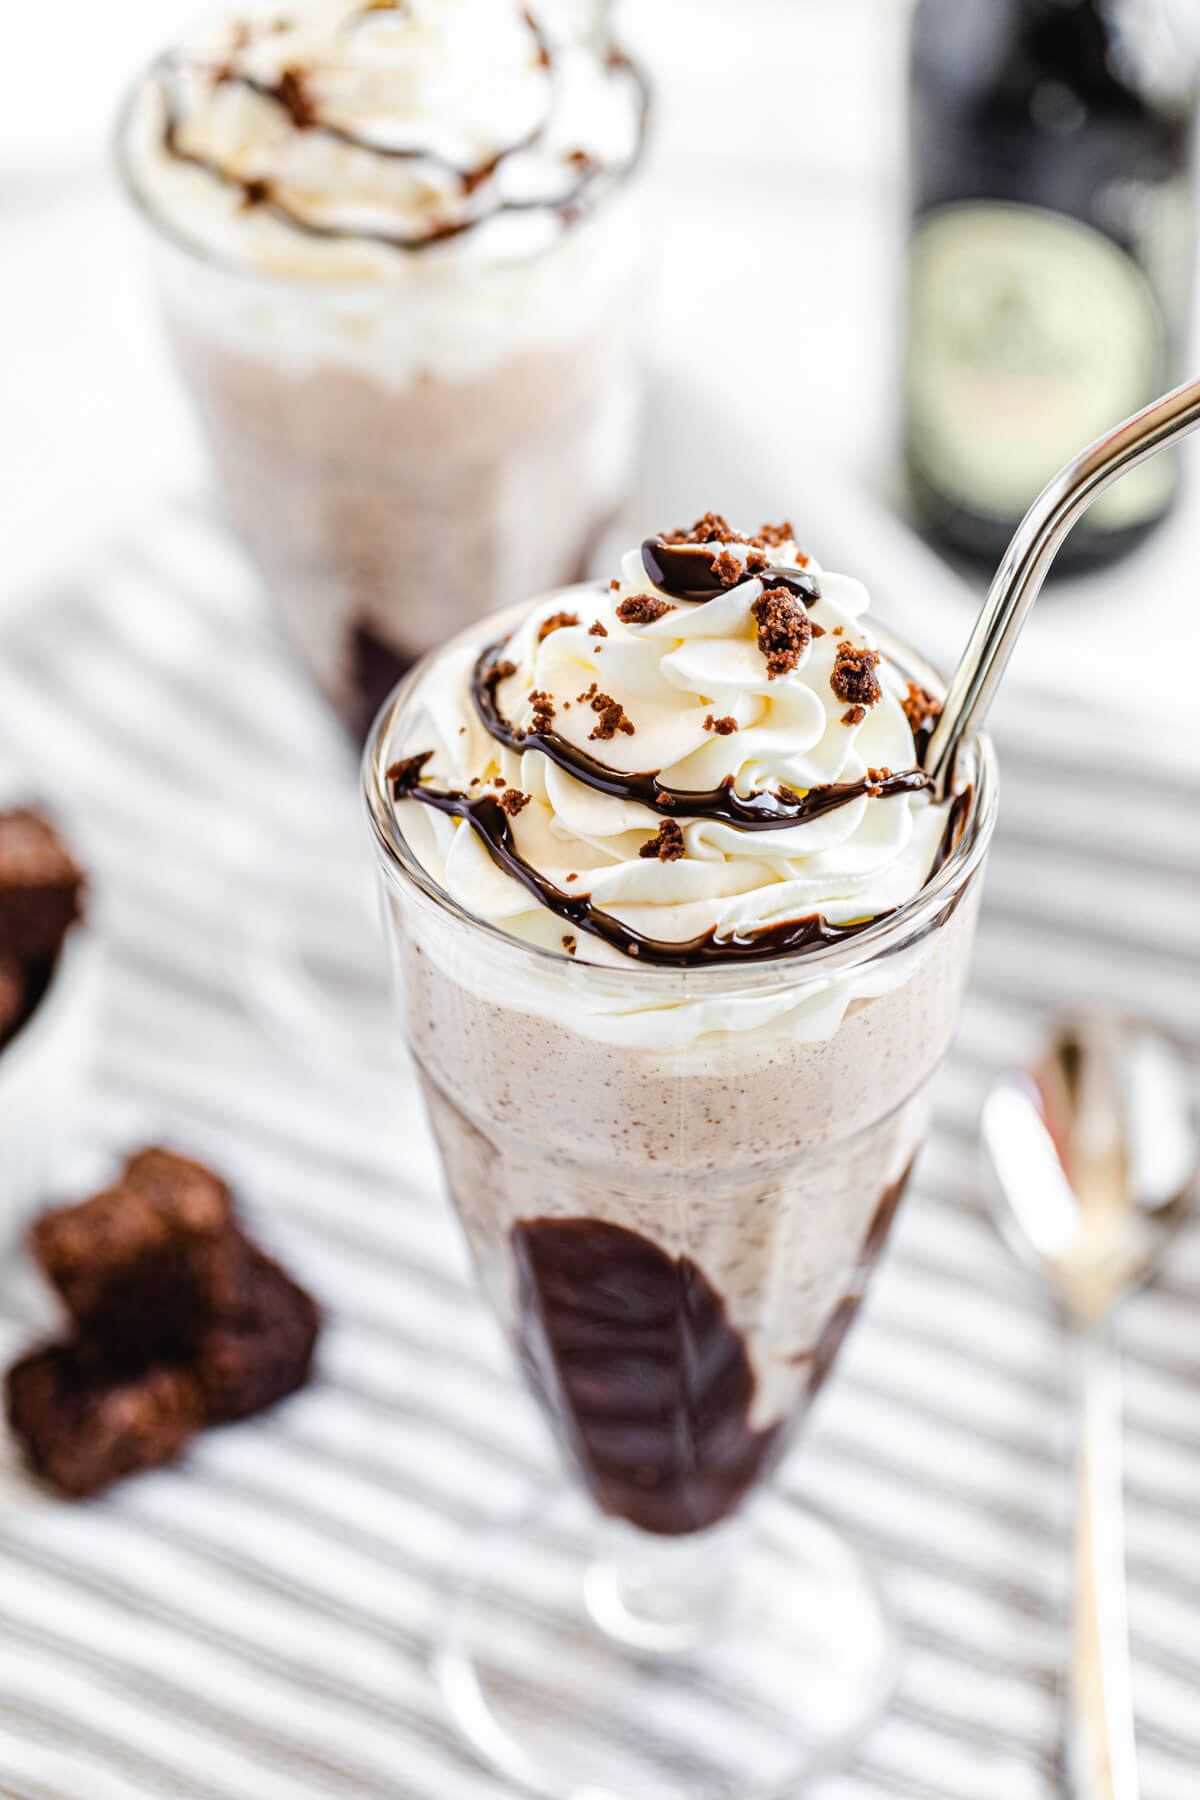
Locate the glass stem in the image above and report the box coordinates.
[583,1511,750,1655]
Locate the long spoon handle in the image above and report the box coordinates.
[1065,1332,1139,1800]
[926,375,1200,802]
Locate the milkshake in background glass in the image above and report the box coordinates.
[365,514,997,1796]
[117,0,648,738]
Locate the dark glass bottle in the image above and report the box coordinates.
[904,0,1199,574]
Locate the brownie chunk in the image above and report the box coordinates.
[0,955,25,1048]
[194,1244,320,1423]
[0,810,85,962]
[6,1345,202,1498]
[30,1148,239,1360]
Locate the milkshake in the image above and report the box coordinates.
[366,515,996,1538]
[118,0,648,738]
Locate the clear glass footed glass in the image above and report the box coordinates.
[363,622,999,1799]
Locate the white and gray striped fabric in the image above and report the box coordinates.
[0,503,1197,1800]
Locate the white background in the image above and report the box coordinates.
[2,0,1200,734]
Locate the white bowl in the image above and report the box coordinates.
[0,920,102,1241]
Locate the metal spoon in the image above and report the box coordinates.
[981,1015,1199,1800]
[925,374,1200,802]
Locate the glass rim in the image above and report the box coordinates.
[361,591,1000,1001]
[111,47,652,293]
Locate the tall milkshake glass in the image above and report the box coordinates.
[364,522,998,1796]
[116,0,648,740]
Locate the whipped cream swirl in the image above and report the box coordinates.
[389,517,955,970]
[120,0,648,279]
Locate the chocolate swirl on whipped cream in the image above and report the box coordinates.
[389,756,889,967]
[472,638,933,830]
[134,0,648,260]
[387,518,963,969]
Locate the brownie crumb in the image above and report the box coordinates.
[609,578,621,591]
[529,690,555,732]
[704,714,738,736]
[663,513,741,545]
[709,549,744,589]
[616,594,674,625]
[499,788,531,817]
[576,682,598,703]
[536,610,579,644]
[562,935,577,955]
[639,820,685,862]
[271,66,317,128]
[841,706,867,727]
[587,694,635,741]
[864,766,893,795]
[386,750,434,795]
[193,1242,319,1424]
[588,620,608,638]
[902,681,942,736]
[5,1348,203,1499]
[0,809,86,963]
[745,550,769,575]
[752,587,813,678]
[832,625,844,637]
[753,521,796,548]
[490,659,517,684]
[240,177,271,209]
[831,644,881,709]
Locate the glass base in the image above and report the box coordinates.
[434,1487,899,1800]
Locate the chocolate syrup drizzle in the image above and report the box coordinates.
[388,551,972,967]
[473,640,932,830]
[640,537,823,606]
[389,760,885,966]
[154,9,649,255]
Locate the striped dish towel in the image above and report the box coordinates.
[0,502,1197,1800]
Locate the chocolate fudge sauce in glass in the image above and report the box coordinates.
[116,0,649,738]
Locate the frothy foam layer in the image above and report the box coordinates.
[382,516,965,1046]
[120,0,647,280]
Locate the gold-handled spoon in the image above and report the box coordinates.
[981,1016,1199,1799]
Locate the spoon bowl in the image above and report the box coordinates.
[982,1014,1198,1329]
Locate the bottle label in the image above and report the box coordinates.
[906,201,1173,530]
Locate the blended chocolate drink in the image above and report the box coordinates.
[118,0,648,737]
[367,515,995,1537]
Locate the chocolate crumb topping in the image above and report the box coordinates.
[616,594,674,625]
[745,549,769,574]
[588,620,608,638]
[562,934,577,954]
[831,644,881,709]
[710,549,746,588]
[754,521,796,548]
[499,788,531,817]
[537,611,579,644]
[841,706,867,727]
[577,682,598,704]
[609,579,620,591]
[240,177,271,209]
[588,693,635,741]
[663,513,741,545]
[902,681,942,736]
[752,588,812,678]
[386,750,434,793]
[704,714,738,735]
[529,690,555,732]
[272,67,317,129]
[639,820,685,862]
[492,659,517,683]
